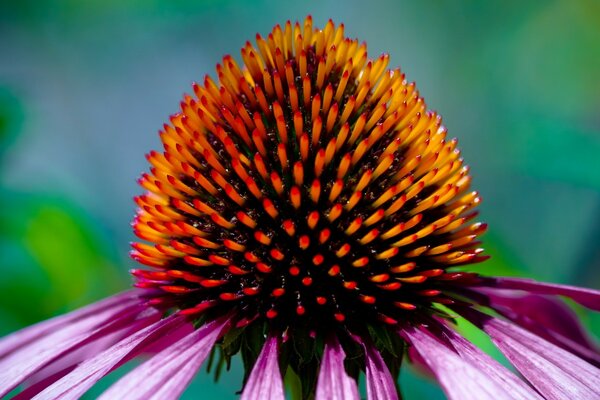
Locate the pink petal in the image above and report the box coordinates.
[406,345,436,378]
[402,324,526,400]
[32,313,187,400]
[362,341,399,400]
[98,317,229,400]
[0,291,139,360]
[137,321,195,356]
[240,335,285,400]
[14,318,164,398]
[467,311,600,400]
[474,288,600,366]
[12,366,76,399]
[24,318,146,388]
[316,336,360,400]
[438,321,542,400]
[0,300,151,397]
[479,277,600,311]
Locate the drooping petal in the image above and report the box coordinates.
[98,317,229,400]
[474,288,600,366]
[13,319,161,398]
[0,300,151,397]
[0,291,138,360]
[240,334,285,400]
[316,336,360,400]
[402,324,525,400]
[479,277,600,311]
[406,345,436,378]
[438,321,542,400]
[136,321,195,356]
[32,313,188,400]
[362,341,399,400]
[12,366,76,399]
[23,318,146,389]
[466,311,600,400]
[478,289,594,346]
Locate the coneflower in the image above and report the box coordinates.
[1,16,599,400]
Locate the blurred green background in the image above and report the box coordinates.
[1,0,599,398]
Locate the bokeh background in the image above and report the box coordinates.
[1,0,599,398]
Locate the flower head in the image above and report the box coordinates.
[1,16,599,400]
[132,15,487,388]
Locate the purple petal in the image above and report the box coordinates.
[478,289,594,346]
[402,324,527,400]
[0,299,153,397]
[406,345,436,378]
[466,310,600,400]
[240,334,285,400]
[316,336,360,400]
[24,319,145,389]
[12,366,76,399]
[474,288,600,366]
[362,341,399,400]
[137,321,195,356]
[32,313,187,400]
[0,291,139,360]
[438,321,542,400]
[98,317,229,400]
[479,277,600,311]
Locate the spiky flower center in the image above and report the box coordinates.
[131,17,486,334]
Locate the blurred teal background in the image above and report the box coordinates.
[1,0,599,398]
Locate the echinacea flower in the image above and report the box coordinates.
[1,16,599,400]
